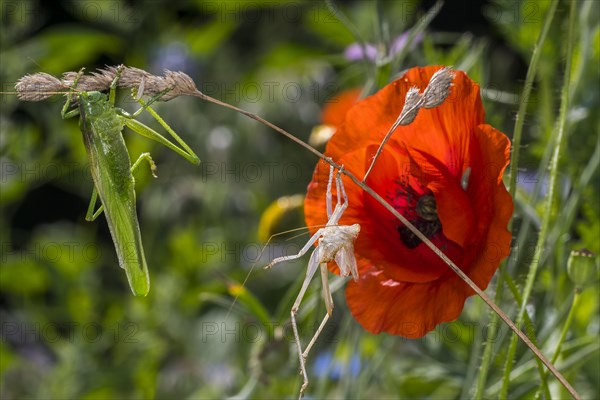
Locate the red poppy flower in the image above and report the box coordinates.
[321,88,362,128]
[304,66,513,338]
[310,89,362,147]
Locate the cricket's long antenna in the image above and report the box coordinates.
[0,91,72,95]
[225,224,329,320]
[0,90,76,97]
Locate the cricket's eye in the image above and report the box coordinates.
[82,91,104,102]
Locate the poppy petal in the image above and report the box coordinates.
[345,267,474,338]
[321,88,362,128]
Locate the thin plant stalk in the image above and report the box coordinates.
[462,317,485,399]
[500,0,577,398]
[389,0,443,79]
[325,0,376,94]
[362,109,417,181]
[547,140,600,257]
[507,0,559,197]
[534,290,582,399]
[551,292,582,364]
[505,0,559,272]
[502,268,552,399]
[188,89,580,400]
[473,271,506,399]
[477,0,558,396]
[509,132,555,270]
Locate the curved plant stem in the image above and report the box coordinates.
[189,89,580,399]
[547,140,600,256]
[509,135,555,270]
[502,269,551,399]
[475,2,559,396]
[374,0,388,57]
[500,0,577,398]
[474,268,551,399]
[507,0,559,197]
[551,292,582,362]
[389,0,443,79]
[473,271,505,399]
[325,0,376,93]
[362,102,421,182]
[534,290,582,399]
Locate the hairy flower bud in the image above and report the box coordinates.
[567,249,597,289]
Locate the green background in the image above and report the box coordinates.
[1,0,598,398]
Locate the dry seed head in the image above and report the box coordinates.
[422,67,454,109]
[16,65,200,102]
[160,70,199,100]
[114,66,154,88]
[99,66,198,100]
[398,86,422,125]
[62,70,112,92]
[394,67,454,127]
[106,66,157,93]
[15,73,67,101]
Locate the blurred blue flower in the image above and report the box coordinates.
[518,171,571,200]
[151,41,197,74]
[313,350,361,380]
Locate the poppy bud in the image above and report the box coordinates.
[567,249,597,289]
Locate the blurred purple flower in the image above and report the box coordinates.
[344,43,378,61]
[391,31,423,54]
[344,31,423,61]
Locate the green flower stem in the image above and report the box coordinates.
[509,139,554,270]
[389,0,443,80]
[500,1,577,399]
[475,266,551,399]
[534,290,582,399]
[551,291,582,366]
[325,0,376,94]
[473,269,505,399]
[508,0,559,198]
[477,1,559,398]
[547,141,600,253]
[502,269,552,399]
[463,322,485,399]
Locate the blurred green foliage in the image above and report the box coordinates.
[1,0,598,399]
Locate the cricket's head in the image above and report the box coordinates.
[344,223,360,240]
[78,91,111,116]
[80,91,105,101]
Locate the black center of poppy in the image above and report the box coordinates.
[397,194,442,249]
